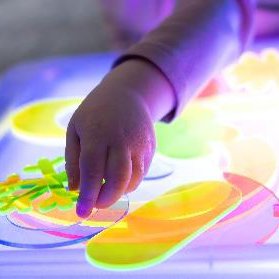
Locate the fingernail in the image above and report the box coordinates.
[76,201,91,218]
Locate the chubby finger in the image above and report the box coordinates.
[65,121,80,191]
[96,146,132,208]
[126,154,145,193]
[77,142,107,218]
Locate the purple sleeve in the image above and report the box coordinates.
[112,0,256,122]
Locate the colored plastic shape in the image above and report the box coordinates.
[155,105,220,159]
[0,195,129,248]
[224,49,279,93]
[274,204,279,218]
[186,173,279,249]
[86,181,241,271]
[0,157,77,215]
[0,157,130,248]
[11,98,82,145]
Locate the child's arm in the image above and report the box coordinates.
[112,0,255,121]
[66,0,256,218]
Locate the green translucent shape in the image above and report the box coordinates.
[0,157,93,215]
[53,171,67,184]
[19,184,36,190]
[38,199,57,213]
[0,194,34,214]
[0,174,22,198]
[38,190,76,213]
[155,105,219,159]
[0,156,68,215]
[24,157,65,176]
[23,165,41,173]
[24,158,56,175]
[52,156,65,166]
[0,204,17,214]
[29,187,48,200]
[0,188,16,198]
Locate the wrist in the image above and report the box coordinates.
[103,58,175,122]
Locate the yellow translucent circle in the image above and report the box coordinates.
[11,98,82,145]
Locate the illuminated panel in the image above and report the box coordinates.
[1,48,279,271]
[86,181,241,271]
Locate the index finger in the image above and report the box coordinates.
[77,142,107,218]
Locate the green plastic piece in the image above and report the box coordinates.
[0,157,78,215]
[23,157,65,175]
[155,105,219,159]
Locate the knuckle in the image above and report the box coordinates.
[85,171,103,182]
[80,149,98,165]
[81,161,104,176]
[107,174,128,186]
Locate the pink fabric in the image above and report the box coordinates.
[111,0,257,122]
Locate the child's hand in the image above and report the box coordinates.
[65,59,174,218]
[65,69,155,217]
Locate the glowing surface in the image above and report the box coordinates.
[1,47,279,275]
[86,181,241,270]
